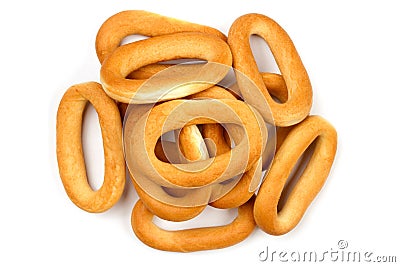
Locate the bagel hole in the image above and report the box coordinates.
[120,34,148,46]
[161,131,176,142]
[223,123,245,149]
[127,59,206,80]
[249,35,280,74]
[224,125,234,149]
[219,176,237,185]
[161,186,189,198]
[200,123,233,157]
[203,137,217,157]
[158,59,206,65]
[271,94,285,104]
[277,139,317,212]
[250,35,289,105]
[81,104,105,191]
[155,131,181,164]
[153,205,238,231]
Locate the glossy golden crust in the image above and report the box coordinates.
[96,10,227,63]
[100,32,232,103]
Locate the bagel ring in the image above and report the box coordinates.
[131,196,256,252]
[96,10,227,64]
[100,32,232,103]
[254,115,337,235]
[56,82,125,213]
[228,13,312,126]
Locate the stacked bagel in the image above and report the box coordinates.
[56,10,337,252]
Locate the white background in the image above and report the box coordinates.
[1,0,399,266]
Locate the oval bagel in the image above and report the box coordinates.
[56,82,125,213]
[100,32,232,103]
[228,13,312,126]
[96,10,227,63]
[254,115,337,235]
[131,196,256,252]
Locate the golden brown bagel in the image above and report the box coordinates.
[254,115,337,235]
[100,32,232,103]
[56,82,125,213]
[228,13,312,126]
[131,196,257,252]
[96,10,227,63]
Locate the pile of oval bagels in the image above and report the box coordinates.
[56,10,337,252]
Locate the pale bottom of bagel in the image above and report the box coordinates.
[131,196,256,252]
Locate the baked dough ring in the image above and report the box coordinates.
[131,196,256,252]
[100,32,232,103]
[254,115,337,235]
[228,13,312,126]
[56,82,125,213]
[126,98,266,188]
[96,10,227,63]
